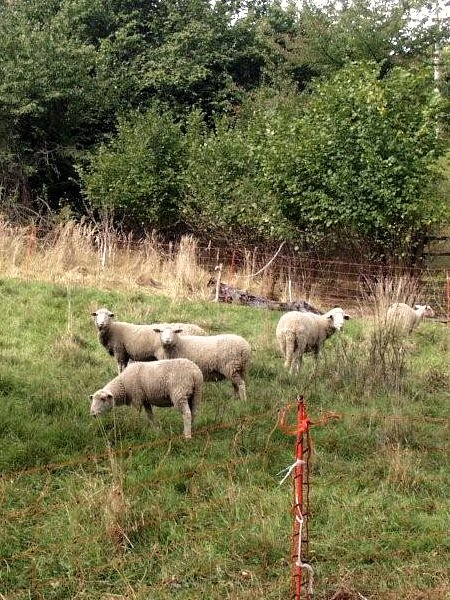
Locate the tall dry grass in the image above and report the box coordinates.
[0,217,212,299]
[0,216,321,304]
[359,275,421,393]
[0,216,445,319]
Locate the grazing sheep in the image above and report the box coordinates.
[89,359,203,439]
[386,302,435,333]
[92,308,206,373]
[153,326,251,401]
[276,307,350,374]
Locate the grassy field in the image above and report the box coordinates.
[0,276,449,599]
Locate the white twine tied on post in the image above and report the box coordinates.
[277,458,305,486]
[278,457,314,596]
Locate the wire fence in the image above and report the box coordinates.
[5,223,449,322]
[193,244,450,322]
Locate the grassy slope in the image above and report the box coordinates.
[0,278,449,599]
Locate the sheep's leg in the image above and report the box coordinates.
[177,399,192,440]
[231,373,247,401]
[312,346,321,375]
[283,333,296,371]
[144,404,157,427]
[290,355,302,375]
[117,354,129,373]
[289,338,305,375]
[278,336,286,361]
[189,388,201,423]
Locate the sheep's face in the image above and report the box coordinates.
[90,390,114,416]
[414,304,435,318]
[92,308,115,330]
[327,307,350,331]
[154,327,183,348]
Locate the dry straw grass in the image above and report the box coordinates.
[358,275,421,394]
[0,216,323,305]
[0,217,212,299]
[0,216,445,318]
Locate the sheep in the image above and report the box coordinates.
[152,326,251,401]
[89,359,203,439]
[386,302,435,333]
[276,306,350,374]
[91,308,206,373]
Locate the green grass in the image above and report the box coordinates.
[0,277,449,599]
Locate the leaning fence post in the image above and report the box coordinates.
[214,263,223,302]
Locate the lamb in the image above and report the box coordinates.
[153,326,251,401]
[89,359,203,439]
[276,306,350,374]
[386,302,435,333]
[91,308,206,373]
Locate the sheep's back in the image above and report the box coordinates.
[113,322,160,358]
[386,303,415,329]
[120,360,201,406]
[276,312,322,340]
[151,322,207,336]
[161,334,251,375]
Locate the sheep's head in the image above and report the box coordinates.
[92,308,115,330]
[414,304,435,318]
[153,326,183,348]
[325,307,350,331]
[90,389,114,416]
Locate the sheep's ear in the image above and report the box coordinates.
[153,327,162,333]
[91,312,97,316]
[344,314,350,320]
[174,328,183,334]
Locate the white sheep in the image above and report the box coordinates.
[386,302,435,333]
[91,308,206,373]
[276,307,350,374]
[89,359,203,439]
[153,326,251,401]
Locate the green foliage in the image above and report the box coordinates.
[261,62,448,257]
[79,107,186,227]
[0,0,448,257]
[182,104,295,242]
[292,0,449,76]
[0,0,121,203]
[0,0,267,209]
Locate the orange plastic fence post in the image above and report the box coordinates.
[279,396,312,600]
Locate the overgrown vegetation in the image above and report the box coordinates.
[0,0,449,261]
[0,241,448,598]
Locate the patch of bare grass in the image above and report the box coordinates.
[65,447,132,554]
